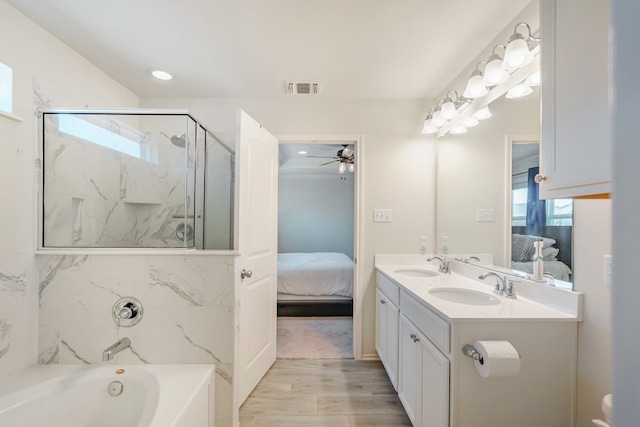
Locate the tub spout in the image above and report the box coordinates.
[102,337,131,362]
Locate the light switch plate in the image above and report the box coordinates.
[373,209,392,222]
[476,209,495,222]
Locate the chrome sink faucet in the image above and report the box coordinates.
[427,256,450,273]
[478,272,506,296]
[102,337,131,361]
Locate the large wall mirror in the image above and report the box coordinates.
[436,81,574,288]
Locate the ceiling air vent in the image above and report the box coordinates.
[286,82,321,95]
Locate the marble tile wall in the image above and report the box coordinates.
[42,114,193,248]
[36,253,236,426]
[0,251,37,378]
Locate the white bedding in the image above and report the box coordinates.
[511,260,573,282]
[277,252,354,297]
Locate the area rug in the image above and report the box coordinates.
[277,316,353,359]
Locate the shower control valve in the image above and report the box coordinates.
[112,297,143,327]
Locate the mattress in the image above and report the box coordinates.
[277,252,354,297]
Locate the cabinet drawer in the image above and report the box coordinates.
[376,272,400,306]
[400,291,450,354]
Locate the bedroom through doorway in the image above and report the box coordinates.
[276,138,360,359]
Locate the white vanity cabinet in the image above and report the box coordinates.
[398,313,449,427]
[539,0,611,198]
[376,274,400,389]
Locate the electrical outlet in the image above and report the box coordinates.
[604,255,613,286]
[476,209,495,222]
[373,209,392,222]
[419,236,428,251]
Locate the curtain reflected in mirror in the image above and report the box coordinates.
[510,142,573,285]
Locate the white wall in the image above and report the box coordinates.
[141,97,437,358]
[0,0,138,378]
[278,171,354,259]
[572,199,612,427]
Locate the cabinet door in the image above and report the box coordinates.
[398,315,420,425]
[376,289,388,365]
[386,298,400,390]
[540,0,611,198]
[420,333,450,427]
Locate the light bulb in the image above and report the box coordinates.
[463,116,479,127]
[422,117,438,134]
[338,162,346,174]
[441,99,456,120]
[348,163,355,173]
[502,35,533,68]
[506,83,533,98]
[474,106,491,120]
[525,70,541,87]
[450,125,468,135]
[481,56,509,86]
[463,72,488,99]
[432,109,447,128]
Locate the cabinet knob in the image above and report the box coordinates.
[380,299,386,304]
[534,174,547,184]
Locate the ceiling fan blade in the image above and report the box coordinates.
[319,160,339,166]
[306,155,338,159]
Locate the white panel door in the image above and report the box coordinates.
[237,110,279,404]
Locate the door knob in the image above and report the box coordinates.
[241,269,253,279]
[534,174,547,184]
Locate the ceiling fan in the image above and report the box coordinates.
[307,145,355,170]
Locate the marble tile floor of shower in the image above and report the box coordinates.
[239,359,412,427]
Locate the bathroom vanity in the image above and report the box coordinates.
[375,254,581,427]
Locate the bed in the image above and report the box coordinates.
[277,252,354,299]
[511,226,573,282]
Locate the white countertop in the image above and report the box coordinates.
[376,262,581,322]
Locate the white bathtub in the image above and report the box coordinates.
[0,364,214,427]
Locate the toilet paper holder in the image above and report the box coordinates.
[462,344,484,365]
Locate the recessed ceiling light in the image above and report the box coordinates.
[298,151,308,155]
[151,70,173,81]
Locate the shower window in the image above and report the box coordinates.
[39,110,234,249]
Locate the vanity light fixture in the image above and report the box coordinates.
[506,82,533,98]
[440,90,458,120]
[422,109,438,134]
[463,116,479,128]
[502,22,539,69]
[474,105,492,120]
[481,45,510,86]
[450,125,468,135]
[431,105,448,128]
[151,70,173,81]
[462,61,489,99]
[525,70,541,87]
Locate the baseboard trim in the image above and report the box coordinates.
[360,353,380,361]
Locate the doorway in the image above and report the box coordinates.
[276,134,363,359]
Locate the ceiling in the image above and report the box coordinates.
[7,0,533,100]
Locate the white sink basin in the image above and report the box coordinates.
[428,288,500,306]
[395,269,439,278]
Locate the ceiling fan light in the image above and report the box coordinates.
[506,82,533,98]
[463,73,488,99]
[340,147,354,158]
[474,106,492,120]
[348,163,355,173]
[481,57,509,86]
[503,35,533,69]
[338,162,346,174]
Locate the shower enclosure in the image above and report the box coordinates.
[39,109,234,250]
